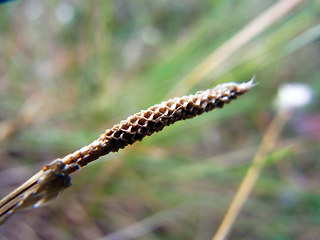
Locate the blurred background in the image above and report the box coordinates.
[0,0,320,239]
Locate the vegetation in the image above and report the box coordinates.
[0,0,319,239]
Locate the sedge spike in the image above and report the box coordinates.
[0,78,254,224]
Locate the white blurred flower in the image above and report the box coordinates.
[275,83,312,110]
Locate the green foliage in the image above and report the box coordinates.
[0,0,319,239]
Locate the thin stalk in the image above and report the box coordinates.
[212,109,289,240]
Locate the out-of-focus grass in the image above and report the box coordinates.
[0,0,320,239]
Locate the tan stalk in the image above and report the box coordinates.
[212,109,289,240]
[168,0,305,97]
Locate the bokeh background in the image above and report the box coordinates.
[0,0,320,239]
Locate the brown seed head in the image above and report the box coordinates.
[0,79,254,224]
[60,79,254,172]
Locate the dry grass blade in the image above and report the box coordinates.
[0,79,254,225]
[168,0,305,97]
[213,109,289,240]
